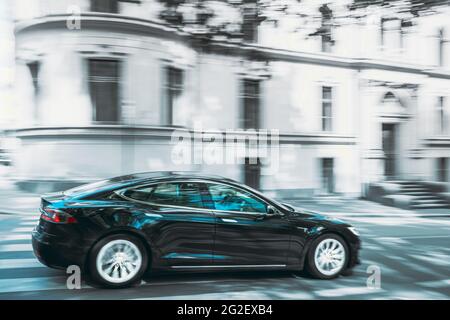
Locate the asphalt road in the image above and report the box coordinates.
[0,212,449,300]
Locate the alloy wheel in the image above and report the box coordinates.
[96,239,143,284]
[313,238,346,276]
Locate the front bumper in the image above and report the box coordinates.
[347,240,362,268]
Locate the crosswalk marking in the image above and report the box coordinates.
[0,258,44,269]
[19,221,37,226]
[418,279,450,288]
[0,214,448,299]
[0,276,70,294]
[314,286,385,298]
[0,243,33,252]
[0,234,31,241]
[12,227,34,233]
[20,216,40,222]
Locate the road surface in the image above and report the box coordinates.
[0,212,449,300]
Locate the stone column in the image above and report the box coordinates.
[14,60,36,127]
[38,46,91,126]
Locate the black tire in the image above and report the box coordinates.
[305,233,349,280]
[88,234,148,288]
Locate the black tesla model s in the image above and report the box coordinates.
[32,172,361,288]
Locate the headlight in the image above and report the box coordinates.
[347,227,360,236]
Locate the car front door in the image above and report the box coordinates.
[205,182,292,266]
[122,181,215,267]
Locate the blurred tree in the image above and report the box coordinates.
[155,0,449,42]
[349,0,450,16]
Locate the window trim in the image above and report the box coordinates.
[321,85,333,132]
[87,58,122,123]
[203,181,270,215]
[114,179,278,216]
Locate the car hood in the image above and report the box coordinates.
[285,205,350,227]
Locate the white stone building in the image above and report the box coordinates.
[9,0,450,199]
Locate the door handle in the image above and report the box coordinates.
[221,218,238,223]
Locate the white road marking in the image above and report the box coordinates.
[0,234,31,241]
[0,258,43,269]
[315,286,385,298]
[0,276,91,294]
[20,221,37,226]
[418,279,450,288]
[0,243,33,252]
[20,216,40,222]
[12,227,34,233]
[400,235,450,240]
[133,291,271,300]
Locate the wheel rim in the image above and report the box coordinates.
[96,239,142,284]
[314,238,346,276]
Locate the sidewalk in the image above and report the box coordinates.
[0,180,40,215]
[282,198,450,218]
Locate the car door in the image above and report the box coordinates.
[122,181,216,267]
[205,182,292,266]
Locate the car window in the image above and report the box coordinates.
[123,186,155,201]
[206,183,267,213]
[125,182,205,209]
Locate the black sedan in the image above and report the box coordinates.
[32,172,361,288]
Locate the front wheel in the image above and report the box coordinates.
[89,234,148,288]
[306,234,348,279]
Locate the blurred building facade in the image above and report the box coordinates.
[10,0,450,197]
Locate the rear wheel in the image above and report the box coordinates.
[89,234,148,288]
[306,234,348,279]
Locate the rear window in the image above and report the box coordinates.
[63,180,116,196]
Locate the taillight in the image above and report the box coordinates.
[40,208,77,224]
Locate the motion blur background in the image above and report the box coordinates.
[0,0,450,300]
[0,0,449,210]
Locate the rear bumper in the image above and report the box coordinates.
[32,227,86,270]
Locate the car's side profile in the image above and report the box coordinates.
[32,172,361,288]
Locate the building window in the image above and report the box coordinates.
[437,96,447,135]
[241,79,260,129]
[321,86,333,132]
[88,59,120,123]
[244,157,261,190]
[242,1,259,43]
[437,158,448,182]
[320,158,334,194]
[381,18,401,50]
[91,0,119,13]
[438,28,445,67]
[27,61,40,98]
[162,66,184,126]
[319,4,333,53]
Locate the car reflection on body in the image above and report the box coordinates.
[32,172,361,288]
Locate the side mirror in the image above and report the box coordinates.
[267,205,281,216]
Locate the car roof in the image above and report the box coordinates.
[64,171,240,198]
[114,171,237,183]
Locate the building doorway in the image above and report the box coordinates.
[382,123,397,178]
[244,157,261,190]
[437,158,448,182]
[320,158,334,194]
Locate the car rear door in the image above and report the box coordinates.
[122,181,216,267]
